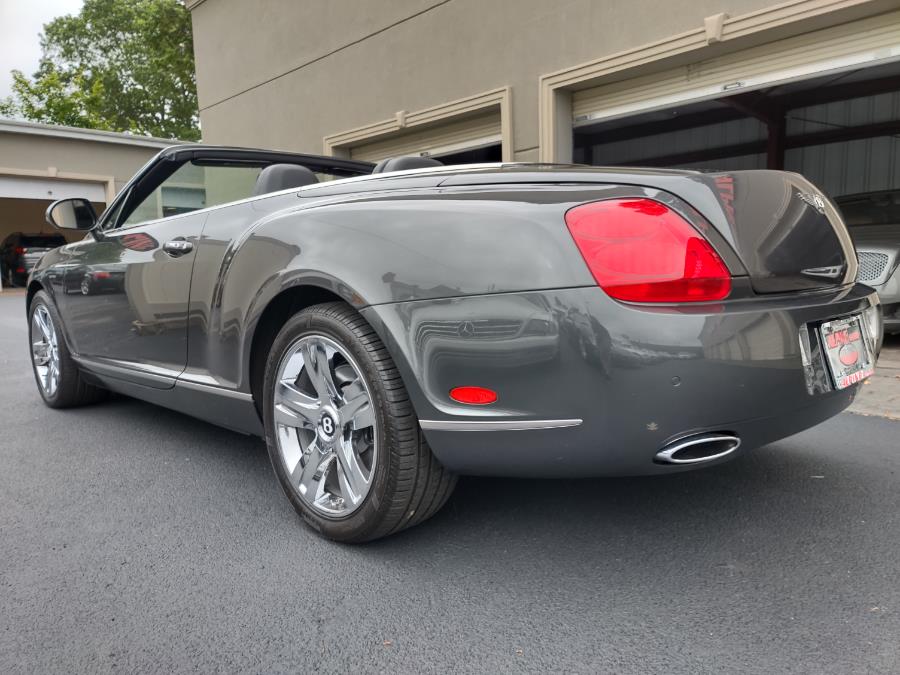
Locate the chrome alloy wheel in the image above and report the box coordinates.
[31,305,60,397]
[273,335,377,517]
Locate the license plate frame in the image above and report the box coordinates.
[819,314,875,390]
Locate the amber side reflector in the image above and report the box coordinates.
[449,386,497,405]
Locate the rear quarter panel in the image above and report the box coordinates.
[187,185,648,392]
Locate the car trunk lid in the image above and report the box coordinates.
[438,165,857,295]
[696,171,856,294]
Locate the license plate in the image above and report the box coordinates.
[820,315,875,390]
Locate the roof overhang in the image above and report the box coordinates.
[0,118,180,149]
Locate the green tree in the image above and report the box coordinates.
[0,0,199,140]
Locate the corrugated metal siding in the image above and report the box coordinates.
[580,92,900,194]
[786,136,900,196]
[586,117,765,165]
[787,90,900,135]
[350,112,501,163]
[783,89,900,195]
[573,10,900,125]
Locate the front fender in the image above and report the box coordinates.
[24,244,80,349]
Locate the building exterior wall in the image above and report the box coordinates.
[0,128,165,197]
[188,0,782,161]
[0,122,172,246]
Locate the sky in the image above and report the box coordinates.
[0,0,85,100]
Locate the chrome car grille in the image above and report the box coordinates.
[857,251,889,283]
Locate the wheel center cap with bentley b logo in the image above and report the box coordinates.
[318,410,338,442]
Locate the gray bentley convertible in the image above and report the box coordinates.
[28,145,882,541]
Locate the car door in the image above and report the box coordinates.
[57,156,261,387]
[58,211,206,386]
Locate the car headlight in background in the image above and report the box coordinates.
[523,318,556,336]
[862,296,883,356]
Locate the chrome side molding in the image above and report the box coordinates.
[176,378,254,401]
[419,418,582,432]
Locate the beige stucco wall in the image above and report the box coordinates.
[189,0,784,161]
[0,131,164,196]
[0,125,170,245]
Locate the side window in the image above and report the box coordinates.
[119,162,262,228]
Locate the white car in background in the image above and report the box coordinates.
[837,190,900,335]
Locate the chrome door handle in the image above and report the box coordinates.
[163,239,193,256]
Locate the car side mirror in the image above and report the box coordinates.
[45,198,97,231]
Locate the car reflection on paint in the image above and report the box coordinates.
[610,336,698,367]
[558,305,611,370]
[80,264,127,296]
[62,263,127,296]
[407,295,560,387]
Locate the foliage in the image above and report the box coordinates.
[0,0,199,140]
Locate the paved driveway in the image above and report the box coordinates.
[2,292,899,674]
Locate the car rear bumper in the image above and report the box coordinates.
[363,283,879,477]
[420,388,856,476]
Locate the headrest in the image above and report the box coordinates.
[371,156,444,174]
[253,163,318,196]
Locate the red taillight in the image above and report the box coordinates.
[16,267,25,274]
[93,271,111,279]
[14,246,27,255]
[564,198,732,303]
[449,386,497,405]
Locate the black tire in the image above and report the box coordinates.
[28,290,106,408]
[263,301,456,543]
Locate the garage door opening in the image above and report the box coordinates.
[430,142,501,165]
[325,88,511,167]
[346,110,503,167]
[0,188,106,287]
[573,58,900,199]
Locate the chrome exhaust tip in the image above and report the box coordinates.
[654,433,741,465]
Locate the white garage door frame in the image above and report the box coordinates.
[572,9,900,128]
[0,166,115,204]
[539,0,900,163]
[323,87,512,163]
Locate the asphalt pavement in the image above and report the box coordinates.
[2,291,900,674]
